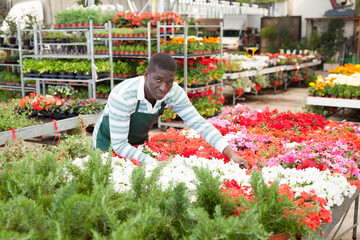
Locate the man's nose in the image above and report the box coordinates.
[160,82,167,92]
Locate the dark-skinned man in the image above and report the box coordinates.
[93,53,249,169]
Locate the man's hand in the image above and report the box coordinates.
[222,145,249,170]
[231,155,249,170]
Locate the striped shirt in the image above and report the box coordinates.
[93,76,229,164]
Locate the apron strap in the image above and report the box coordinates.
[135,100,141,112]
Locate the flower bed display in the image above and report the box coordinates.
[76,104,359,237]
[12,93,104,119]
[112,11,184,28]
[308,73,360,99]
[160,36,221,55]
[1,104,359,238]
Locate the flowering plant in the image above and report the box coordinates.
[13,93,104,116]
[188,89,224,117]
[47,85,78,98]
[222,171,330,238]
[112,11,183,28]
[161,107,177,121]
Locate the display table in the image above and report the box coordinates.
[223,60,322,105]
[306,97,360,109]
[322,189,360,239]
[0,113,102,146]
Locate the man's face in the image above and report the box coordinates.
[144,66,175,101]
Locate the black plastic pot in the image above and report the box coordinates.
[22,38,30,47]
[39,110,52,118]
[8,37,17,45]
[53,112,67,120]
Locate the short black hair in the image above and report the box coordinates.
[148,52,177,73]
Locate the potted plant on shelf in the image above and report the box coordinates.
[352,86,360,100]
[231,77,254,93]
[4,16,17,45]
[343,85,352,99]
[329,84,338,98]
[0,13,4,46]
[161,108,177,122]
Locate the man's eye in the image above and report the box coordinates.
[155,79,161,82]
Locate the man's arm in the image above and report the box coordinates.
[108,94,155,164]
[170,85,249,169]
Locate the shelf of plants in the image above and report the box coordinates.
[18,21,112,98]
[157,23,225,130]
[306,64,360,115]
[0,44,35,92]
[222,52,321,105]
[92,21,155,90]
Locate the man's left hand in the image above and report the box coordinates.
[231,155,249,170]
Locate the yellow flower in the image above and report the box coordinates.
[309,82,315,87]
[317,75,322,79]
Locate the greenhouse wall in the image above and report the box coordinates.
[273,0,355,38]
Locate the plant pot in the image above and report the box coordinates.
[268,233,289,240]
[8,37,17,45]
[244,87,251,93]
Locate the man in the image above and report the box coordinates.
[93,53,249,169]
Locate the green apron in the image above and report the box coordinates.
[96,100,166,151]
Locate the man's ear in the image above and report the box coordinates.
[143,69,148,80]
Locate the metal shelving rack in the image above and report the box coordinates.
[19,21,109,98]
[0,40,35,92]
[93,21,155,91]
[156,22,224,129]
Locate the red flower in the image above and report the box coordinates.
[202,68,208,74]
[236,88,243,95]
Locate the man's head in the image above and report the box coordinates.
[144,53,177,101]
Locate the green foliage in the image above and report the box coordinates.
[231,77,253,90]
[189,206,270,240]
[0,103,39,132]
[49,187,95,239]
[319,18,345,62]
[0,150,67,205]
[130,163,166,200]
[0,196,46,235]
[65,149,113,194]
[0,140,312,239]
[309,30,321,50]
[193,167,236,217]
[260,17,299,53]
[57,133,92,160]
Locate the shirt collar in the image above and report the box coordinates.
[137,76,146,100]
